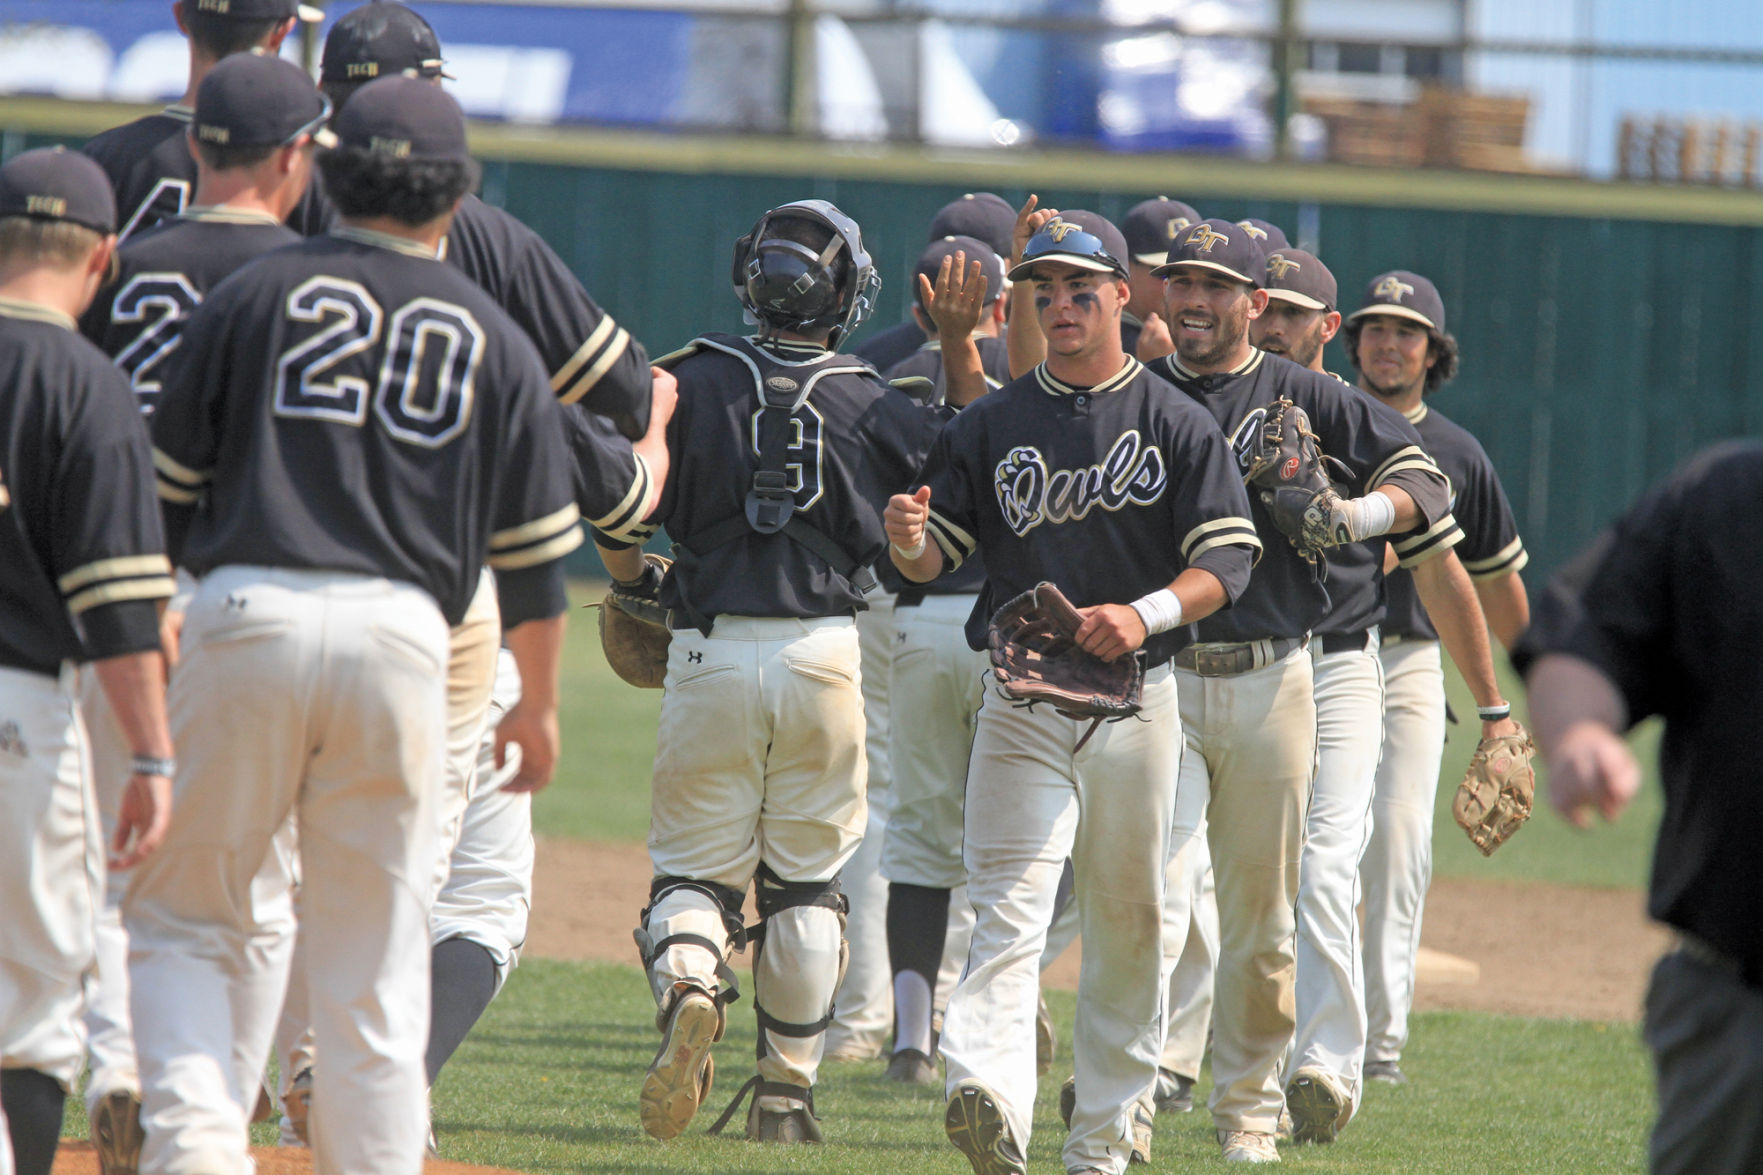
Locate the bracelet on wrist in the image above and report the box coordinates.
[1477,703,1512,722]
[1128,588,1184,635]
[130,754,175,778]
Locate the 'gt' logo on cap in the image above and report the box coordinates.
[1375,275,1415,302]
[1185,225,1229,253]
[1165,217,1192,239]
[1236,220,1268,240]
[1046,220,1080,242]
[1268,253,1301,280]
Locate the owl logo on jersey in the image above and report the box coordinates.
[994,432,1167,536]
[1227,408,1268,474]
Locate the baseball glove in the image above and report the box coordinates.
[1242,397,1349,564]
[1451,721,1537,856]
[598,554,672,689]
[987,582,1143,750]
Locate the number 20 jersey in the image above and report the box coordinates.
[150,229,640,627]
[916,358,1263,664]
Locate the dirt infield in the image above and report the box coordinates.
[52,1142,527,1175]
[529,837,1672,1024]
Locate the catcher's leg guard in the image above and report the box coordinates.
[635,877,744,1140]
[746,865,847,1092]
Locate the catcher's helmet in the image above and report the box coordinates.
[731,199,880,349]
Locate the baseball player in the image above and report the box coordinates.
[81,0,323,242]
[1516,442,1762,1175]
[853,191,1016,373]
[314,1,657,440]
[1141,219,1452,1163]
[1344,272,1529,1087]
[598,199,943,1144]
[1232,253,1520,1145]
[1118,196,1199,362]
[73,51,331,1170]
[870,239,1007,1085]
[887,217,1261,1175]
[0,147,176,1175]
[123,77,653,1175]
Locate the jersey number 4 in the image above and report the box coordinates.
[274,277,484,449]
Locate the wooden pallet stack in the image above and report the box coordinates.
[1302,85,1532,172]
[1617,116,1762,186]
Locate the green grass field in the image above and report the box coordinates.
[65,581,1661,1171]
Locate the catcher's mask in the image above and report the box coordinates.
[731,199,881,349]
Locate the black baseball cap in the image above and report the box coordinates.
[928,192,1015,261]
[1263,248,1337,312]
[194,53,336,151]
[914,235,1004,311]
[1348,270,1446,333]
[187,0,325,22]
[1235,218,1291,251]
[322,2,453,85]
[1007,211,1128,282]
[332,74,469,162]
[1153,218,1265,287]
[1122,197,1201,267]
[0,147,116,234]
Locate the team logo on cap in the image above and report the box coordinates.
[197,125,230,144]
[196,0,231,11]
[24,195,67,217]
[369,136,413,158]
[1185,225,1229,253]
[346,63,381,79]
[1046,220,1080,243]
[1375,275,1415,302]
[1236,220,1268,241]
[1267,253,1301,280]
[1164,217,1192,240]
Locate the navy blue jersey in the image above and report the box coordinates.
[1147,349,1454,642]
[80,208,301,415]
[1512,442,1763,973]
[149,228,643,628]
[876,336,1011,599]
[0,301,174,675]
[443,194,652,438]
[623,333,943,624]
[1382,401,1526,640]
[1120,310,1145,358]
[917,358,1261,666]
[852,318,927,372]
[81,106,327,241]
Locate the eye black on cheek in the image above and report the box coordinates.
[1073,292,1100,310]
[1035,295,1052,311]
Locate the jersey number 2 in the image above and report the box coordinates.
[274,277,484,448]
[111,273,201,414]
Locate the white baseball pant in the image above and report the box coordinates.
[1360,637,1447,1066]
[825,591,894,1061]
[126,567,448,1175]
[942,664,1178,1175]
[644,616,866,1091]
[1166,645,1316,1135]
[1289,634,1385,1111]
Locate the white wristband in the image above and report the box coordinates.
[1344,491,1398,541]
[891,537,927,561]
[1128,588,1184,635]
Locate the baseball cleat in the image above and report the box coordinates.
[284,1068,313,1145]
[1285,1066,1352,1144]
[639,987,721,1140]
[1218,1129,1280,1163]
[1129,1102,1154,1164]
[747,1084,822,1143]
[884,1048,938,1086]
[1363,1060,1408,1086]
[1057,1075,1075,1129]
[91,1089,145,1175]
[1153,1067,1195,1114]
[946,1080,1027,1175]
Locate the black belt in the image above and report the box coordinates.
[1679,933,1763,989]
[1319,628,1377,656]
[1172,636,1303,677]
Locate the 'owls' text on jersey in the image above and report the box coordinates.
[1147,349,1454,643]
[915,358,1262,664]
[149,227,646,628]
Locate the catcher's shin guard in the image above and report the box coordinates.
[635,876,747,1016]
[746,866,847,1084]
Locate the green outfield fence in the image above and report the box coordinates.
[7,99,1761,581]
